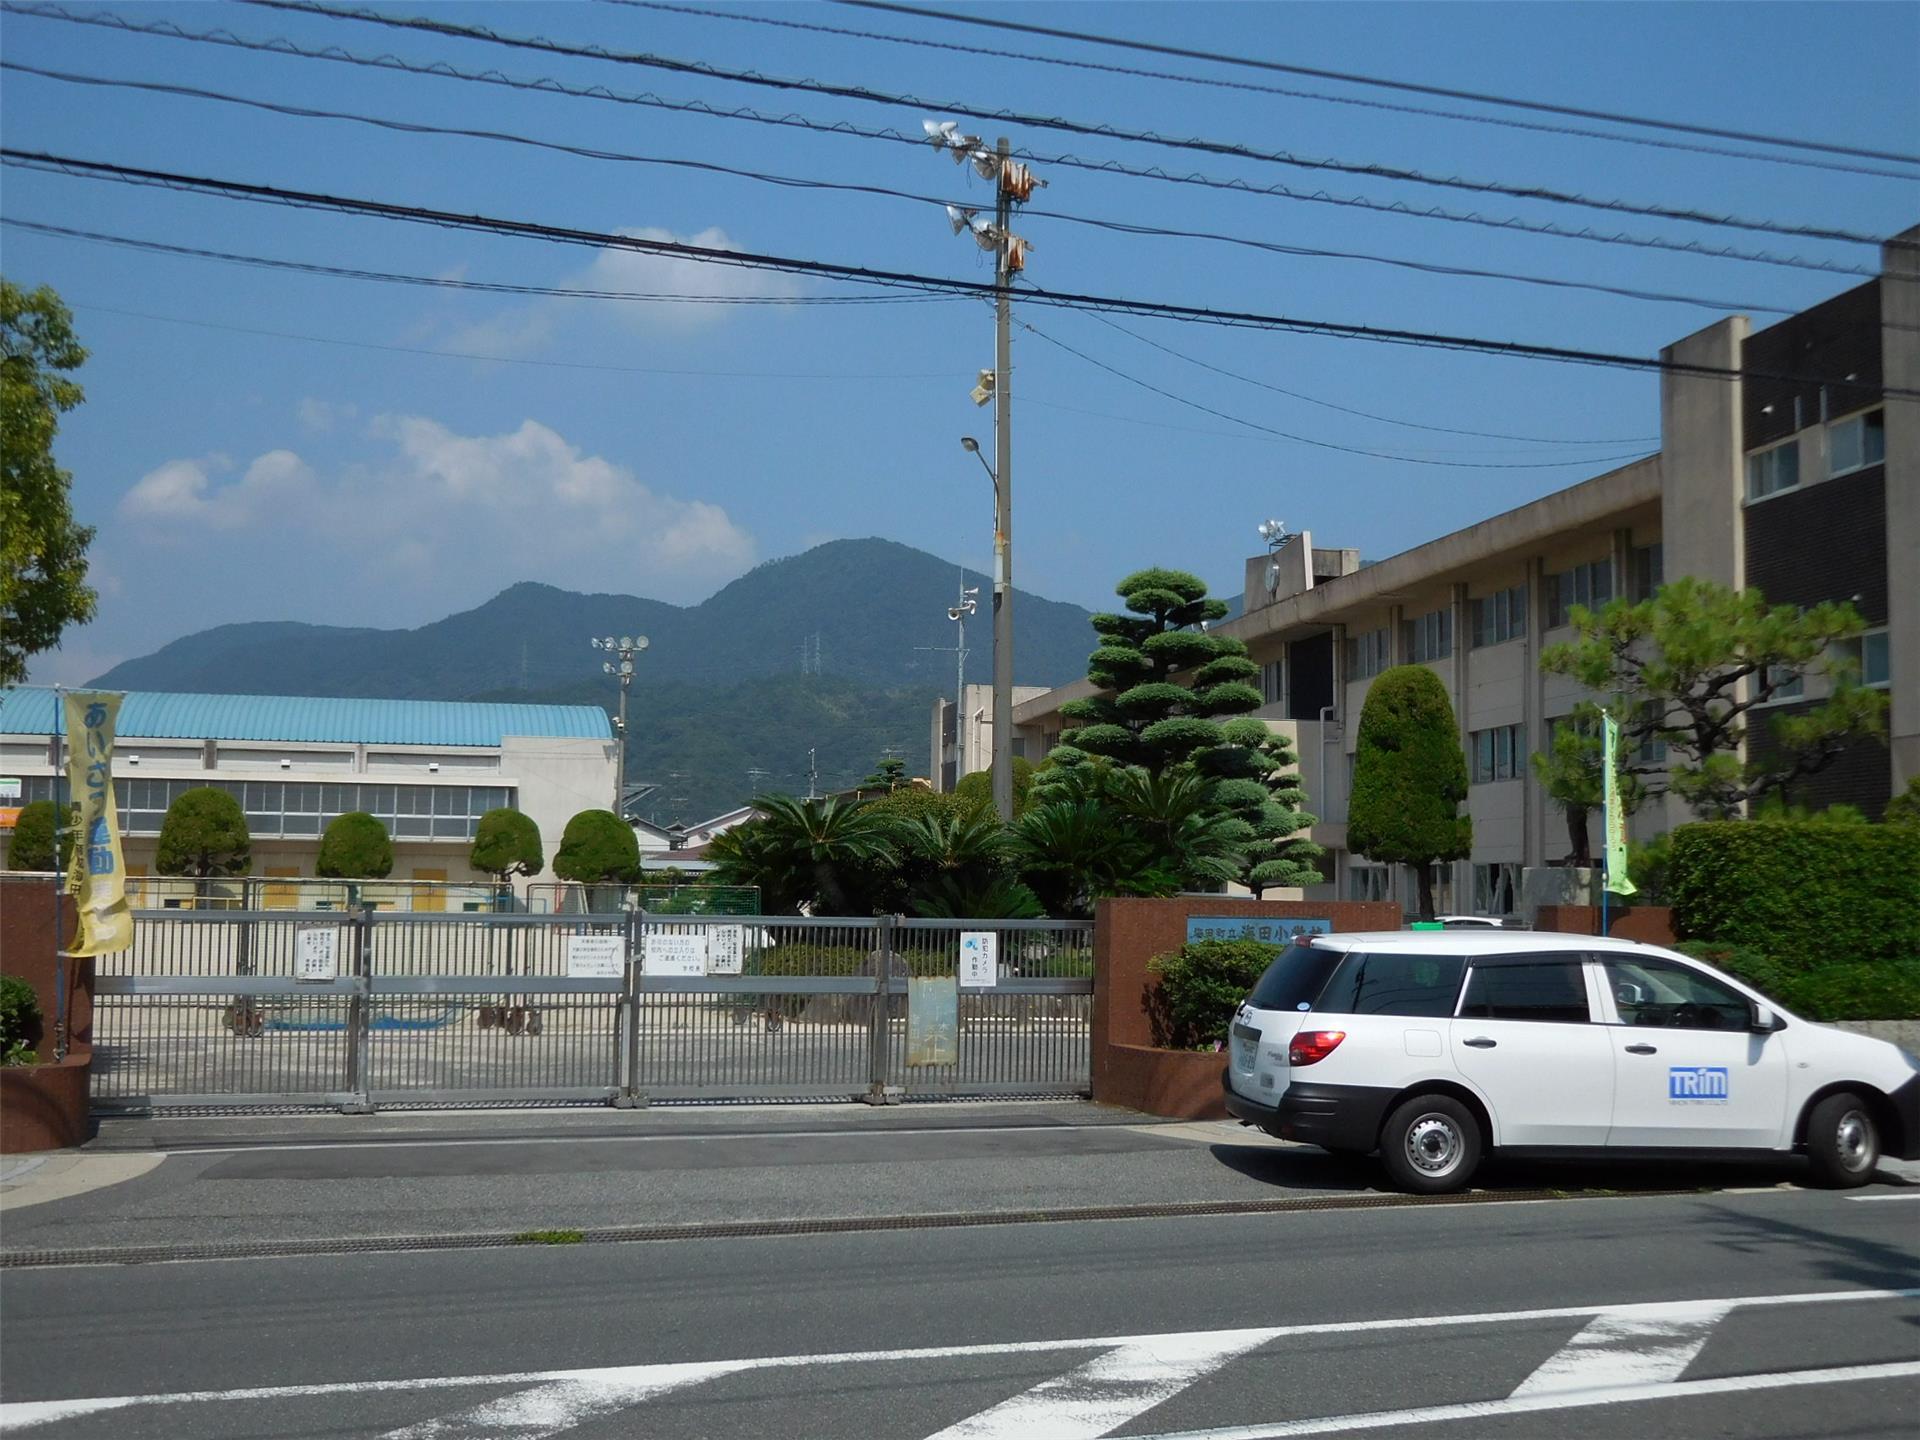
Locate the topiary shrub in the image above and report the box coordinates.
[1347,665,1471,918]
[317,811,394,879]
[4,800,74,873]
[552,809,640,884]
[0,975,42,1066]
[1146,938,1279,1050]
[1668,822,1920,966]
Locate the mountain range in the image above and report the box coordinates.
[90,539,1106,821]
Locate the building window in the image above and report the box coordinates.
[1758,664,1804,705]
[1745,440,1800,501]
[1828,409,1885,477]
[1545,560,1613,629]
[1629,543,1664,603]
[1345,626,1390,681]
[1261,656,1287,708]
[1473,862,1521,917]
[1635,700,1669,764]
[1405,607,1452,663]
[1832,630,1891,689]
[1470,585,1527,649]
[1470,724,1525,784]
[1348,864,1391,902]
[100,777,515,840]
[1411,862,1454,915]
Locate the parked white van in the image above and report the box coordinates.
[1222,932,1920,1193]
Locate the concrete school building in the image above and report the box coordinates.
[0,686,617,905]
[1003,227,1918,918]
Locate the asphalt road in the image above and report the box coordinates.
[5,1180,1918,1437]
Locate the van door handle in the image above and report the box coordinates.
[1462,1037,1497,1049]
[1624,1043,1659,1055]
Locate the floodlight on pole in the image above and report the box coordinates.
[589,633,649,816]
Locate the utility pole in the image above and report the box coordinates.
[591,634,648,815]
[806,748,819,800]
[990,135,1016,823]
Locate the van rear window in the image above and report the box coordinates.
[1246,943,1344,1012]
[1314,953,1467,1018]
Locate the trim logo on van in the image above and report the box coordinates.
[1668,1066,1730,1102]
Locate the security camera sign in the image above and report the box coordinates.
[958,931,998,989]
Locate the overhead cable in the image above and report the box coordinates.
[837,0,1920,169]
[0,60,1801,317]
[1,5,1879,280]
[236,0,1898,248]
[8,148,1910,400]
[606,1,1920,182]
[1016,318,1653,467]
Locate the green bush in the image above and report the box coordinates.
[317,811,394,880]
[1147,939,1279,1050]
[1668,822,1920,966]
[1676,942,1920,1022]
[0,975,42,1066]
[1673,941,1794,997]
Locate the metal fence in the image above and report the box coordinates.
[89,910,1092,1111]
[524,881,761,916]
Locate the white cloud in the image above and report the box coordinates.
[297,398,358,433]
[122,450,315,530]
[440,224,802,355]
[118,418,755,603]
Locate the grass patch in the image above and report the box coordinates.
[512,1228,586,1246]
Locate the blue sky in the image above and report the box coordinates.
[6,0,1917,684]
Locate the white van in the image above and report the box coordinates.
[1221,932,1920,1193]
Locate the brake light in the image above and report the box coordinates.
[1288,1030,1347,1066]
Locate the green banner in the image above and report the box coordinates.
[1602,710,1637,898]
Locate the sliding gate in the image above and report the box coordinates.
[90,911,1093,1111]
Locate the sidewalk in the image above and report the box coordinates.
[5,1099,1909,1260]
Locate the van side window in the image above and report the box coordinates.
[1459,959,1591,1024]
[1601,956,1751,1031]
[1314,953,1466,1018]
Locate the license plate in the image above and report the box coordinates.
[1231,1025,1260,1071]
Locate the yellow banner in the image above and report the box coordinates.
[63,691,133,955]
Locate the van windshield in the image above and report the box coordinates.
[1245,943,1343,1013]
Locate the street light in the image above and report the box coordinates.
[590,634,649,816]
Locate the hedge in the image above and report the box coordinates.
[1677,943,1920,1023]
[1147,939,1278,1050]
[1668,822,1920,967]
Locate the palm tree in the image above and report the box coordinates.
[1011,800,1167,917]
[1106,769,1254,893]
[704,821,805,915]
[748,794,899,915]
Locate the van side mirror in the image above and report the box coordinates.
[1751,1002,1776,1033]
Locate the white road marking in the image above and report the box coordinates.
[375,1361,749,1440]
[2,1286,1912,1433]
[1847,1191,1920,1201]
[1126,1360,1920,1439]
[1510,1300,1733,1396]
[920,1330,1278,1440]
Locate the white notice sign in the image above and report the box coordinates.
[0,777,20,801]
[295,925,340,982]
[958,931,998,989]
[565,933,626,979]
[642,932,709,977]
[707,925,746,976]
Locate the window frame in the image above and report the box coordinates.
[1456,954,1598,1025]
[1593,953,1759,1032]
[1827,407,1885,479]
[1744,439,1801,503]
[1832,629,1891,689]
[1754,663,1806,707]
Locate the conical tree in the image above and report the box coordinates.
[1347,665,1472,918]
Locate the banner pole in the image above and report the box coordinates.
[51,685,67,1061]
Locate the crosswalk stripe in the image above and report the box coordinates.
[375,1361,749,1440]
[1510,1300,1733,1396]
[1126,1360,1920,1440]
[920,1330,1277,1440]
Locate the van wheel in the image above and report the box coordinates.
[1380,1095,1482,1194]
[1806,1092,1880,1188]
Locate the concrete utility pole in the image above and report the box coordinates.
[990,135,1016,824]
[591,635,648,815]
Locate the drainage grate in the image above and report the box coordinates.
[0,1187,1677,1270]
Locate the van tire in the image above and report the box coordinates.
[1380,1094,1483,1194]
[1805,1092,1880,1188]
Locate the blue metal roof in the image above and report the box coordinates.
[0,686,611,748]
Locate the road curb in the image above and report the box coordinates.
[0,1185,1677,1269]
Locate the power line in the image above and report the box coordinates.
[1015,319,1652,468]
[2,5,1879,281]
[607,0,1920,183]
[7,148,1911,399]
[0,215,951,309]
[838,0,1920,169]
[0,59,1805,319]
[238,0,1897,248]
[6,214,1659,450]
[1073,309,1658,446]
